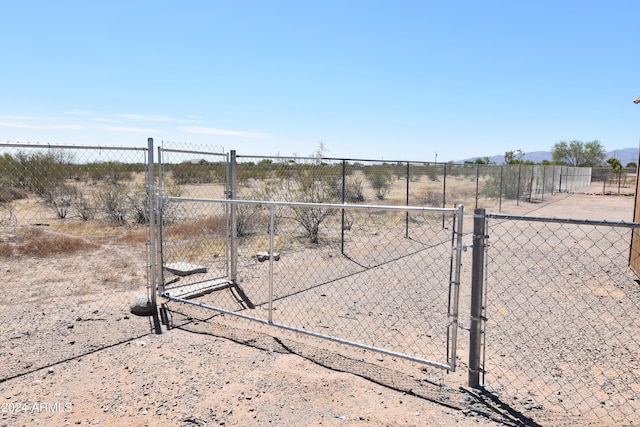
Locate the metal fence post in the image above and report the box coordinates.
[268,204,275,323]
[156,145,165,296]
[147,137,157,310]
[405,161,410,238]
[542,166,547,201]
[442,163,447,228]
[475,164,480,209]
[468,208,486,388]
[516,163,522,206]
[229,150,238,283]
[341,159,346,255]
[498,165,503,212]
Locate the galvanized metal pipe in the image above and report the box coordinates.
[468,208,486,388]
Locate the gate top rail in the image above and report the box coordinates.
[487,212,640,228]
[159,147,227,156]
[0,142,148,151]
[160,195,462,214]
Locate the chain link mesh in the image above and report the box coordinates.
[0,143,154,381]
[483,216,640,425]
[161,198,462,368]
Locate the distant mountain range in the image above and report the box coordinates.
[462,147,639,166]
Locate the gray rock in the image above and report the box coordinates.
[129,295,156,316]
[256,252,280,262]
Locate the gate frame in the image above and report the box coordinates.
[158,195,465,372]
[155,143,231,296]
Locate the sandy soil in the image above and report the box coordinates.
[0,181,637,426]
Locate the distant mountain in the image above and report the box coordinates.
[461,147,639,166]
[607,148,639,166]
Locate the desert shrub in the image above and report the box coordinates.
[170,162,219,184]
[423,189,443,206]
[85,161,133,184]
[129,185,152,225]
[0,204,16,228]
[235,202,262,237]
[282,168,337,243]
[236,160,277,182]
[130,182,181,225]
[0,186,28,203]
[365,166,394,200]
[47,184,78,219]
[343,179,365,202]
[12,150,74,196]
[73,190,96,221]
[97,183,129,224]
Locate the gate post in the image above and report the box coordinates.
[229,150,238,283]
[468,208,486,388]
[147,137,157,310]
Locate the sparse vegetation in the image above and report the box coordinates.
[0,145,624,257]
[17,228,98,257]
[365,166,393,200]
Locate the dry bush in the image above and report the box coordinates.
[0,186,28,203]
[17,228,99,257]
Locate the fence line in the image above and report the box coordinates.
[2,140,639,425]
[0,142,155,382]
[476,210,640,426]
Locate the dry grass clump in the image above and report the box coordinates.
[17,228,98,257]
[119,229,148,245]
[52,220,149,246]
[0,243,13,257]
[165,216,226,239]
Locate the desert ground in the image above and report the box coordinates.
[0,179,637,427]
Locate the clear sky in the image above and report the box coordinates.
[1,1,639,162]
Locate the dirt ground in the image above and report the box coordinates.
[0,182,636,427]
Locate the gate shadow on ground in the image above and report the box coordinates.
[0,312,161,384]
[161,302,540,426]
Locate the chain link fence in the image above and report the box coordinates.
[480,213,640,426]
[4,139,636,424]
[160,196,465,370]
[0,142,156,382]
[232,157,594,212]
[592,167,637,194]
[156,148,466,369]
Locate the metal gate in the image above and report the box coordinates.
[155,145,232,299]
[157,188,465,370]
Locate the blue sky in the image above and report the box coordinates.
[1,1,639,162]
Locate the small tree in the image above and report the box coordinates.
[504,149,525,164]
[551,140,606,166]
[607,157,624,193]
